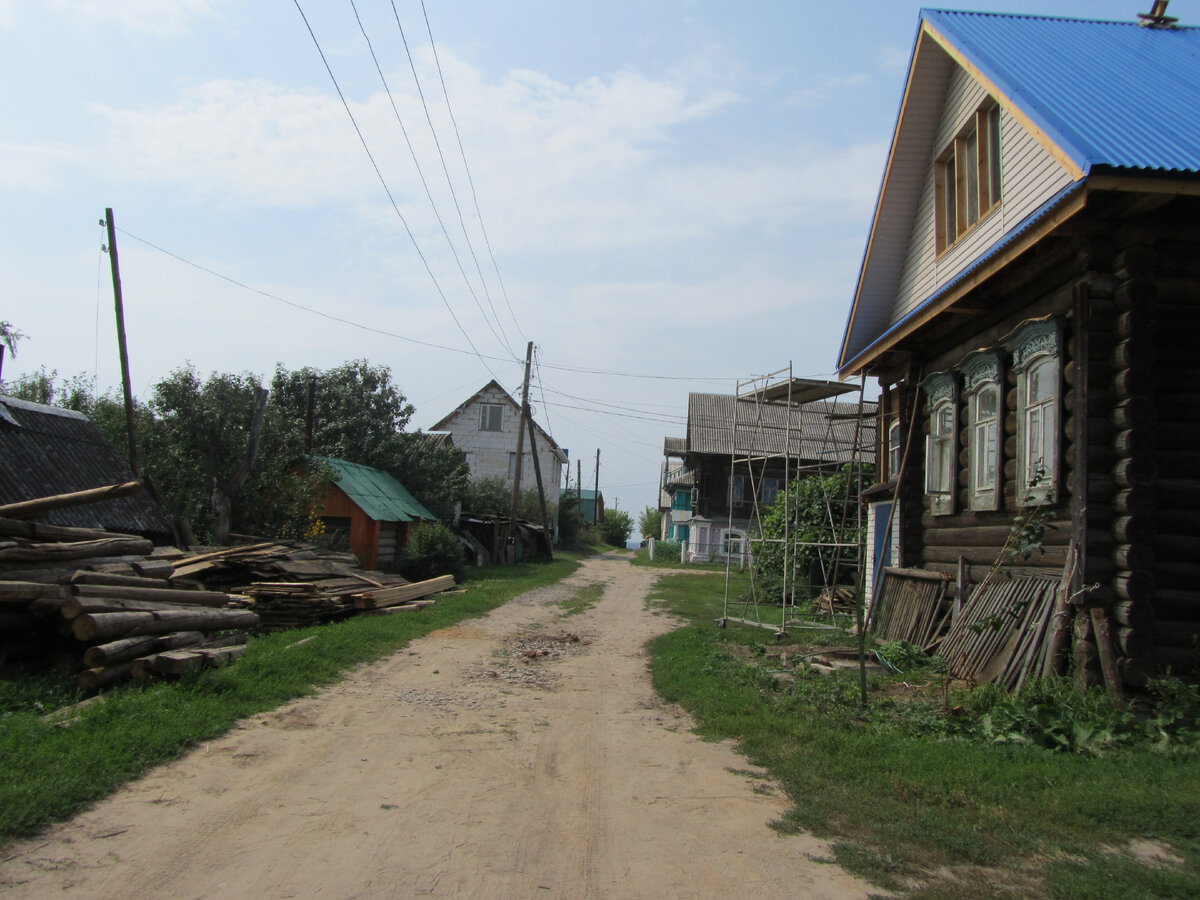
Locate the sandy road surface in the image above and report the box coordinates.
[1,555,872,899]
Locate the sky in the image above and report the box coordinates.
[0,0,1171,519]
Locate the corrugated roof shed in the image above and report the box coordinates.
[686,394,876,463]
[312,456,437,524]
[923,9,1200,175]
[0,395,173,537]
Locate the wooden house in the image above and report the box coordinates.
[837,8,1200,684]
[0,394,173,541]
[430,380,567,520]
[309,456,437,570]
[666,390,873,562]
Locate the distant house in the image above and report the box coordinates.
[430,380,568,519]
[666,389,874,563]
[836,9,1200,684]
[574,488,604,526]
[0,394,173,541]
[659,444,692,543]
[308,456,437,570]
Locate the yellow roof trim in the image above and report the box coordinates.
[921,21,1084,181]
[843,188,1088,376]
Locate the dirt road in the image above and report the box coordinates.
[1,555,872,898]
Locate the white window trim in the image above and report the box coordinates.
[1004,319,1063,506]
[961,350,1002,512]
[887,419,902,480]
[921,372,957,516]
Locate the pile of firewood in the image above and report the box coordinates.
[0,514,259,690]
[1,486,458,693]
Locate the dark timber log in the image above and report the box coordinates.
[1113,516,1154,544]
[1113,569,1156,603]
[71,571,170,590]
[1113,544,1154,571]
[83,631,206,668]
[1113,491,1156,517]
[0,518,129,543]
[71,608,259,642]
[1113,457,1157,488]
[68,583,233,608]
[76,662,133,692]
[1111,398,1156,430]
[62,596,218,620]
[1112,599,1155,629]
[0,537,154,564]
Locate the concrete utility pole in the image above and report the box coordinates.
[507,342,534,563]
[104,208,140,478]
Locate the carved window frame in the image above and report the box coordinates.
[961,350,1002,512]
[1004,319,1063,506]
[921,372,957,516]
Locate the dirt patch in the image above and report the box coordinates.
[0,557,873,899]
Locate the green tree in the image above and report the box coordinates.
[270,360,466,522]
[637,506,663,539]
[557,490,586,548]
[601,508,634,547]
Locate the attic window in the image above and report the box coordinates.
[479,403,503,432]
[936,102,1002,254]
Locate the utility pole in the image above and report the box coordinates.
[104,208,140,478]
[577,459,583,517]
[507,341,534,563]
[594,448,601,525]
[525,415,552,556]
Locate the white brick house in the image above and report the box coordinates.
[430,380,567,515]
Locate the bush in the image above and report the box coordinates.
[601,508,634,547]
[399,522,466,582]
[557,491,587,548]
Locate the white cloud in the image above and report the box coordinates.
[46,0,218,37]
[0,142,84,190]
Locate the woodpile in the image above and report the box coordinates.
[938,574,1061,692]
[866,567,953,648]
[2,484,458,693]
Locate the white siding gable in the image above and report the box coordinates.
[888,62,1075,328]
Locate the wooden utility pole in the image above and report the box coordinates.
[507,342,534,562]
[577,459,583,512]
[104,208,140,478]
[594,449,601,525]
[525,416,552,556]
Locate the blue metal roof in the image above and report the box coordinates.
[311,456,437,524]
[923,9,1200,175]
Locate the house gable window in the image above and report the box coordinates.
[936,101,1002,254]
[1004,319,1063,505]
[962,350,1002,511]
[479,403,504,432]
[921,372,957,516]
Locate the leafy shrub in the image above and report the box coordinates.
[399,522,466,582]
[601,508,634,546]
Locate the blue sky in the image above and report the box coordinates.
[0,0,1170,517]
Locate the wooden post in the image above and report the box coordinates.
[507,342,534,563]
[104,208,140,478]
[594,449,601,524]
[525,414,552,556]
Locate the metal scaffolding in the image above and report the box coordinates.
[718,364,873,636]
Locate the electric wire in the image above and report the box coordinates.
[116,227,505,363]
[391,0,515,353]
[417,0,526,345]
[114,226,742,385]
[351,0,514,360]
[291,0,499,381]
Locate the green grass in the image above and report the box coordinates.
[0,553,581,845]
[558,581,604,616]
[645,570,1200,898]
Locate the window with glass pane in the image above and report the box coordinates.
[480,404,503,431]
[935,101,1002,254]
[888,419,902,479]
[762,477,779,506]
[1025,359,1056,489]
[973,387,998,493]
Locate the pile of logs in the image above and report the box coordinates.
[1,486,458,693]
[0,517,258,690]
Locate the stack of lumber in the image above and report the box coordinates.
[0,515,257,690]
[169,542,457,629]
[938,574,1060,692]
[866,567,953,648]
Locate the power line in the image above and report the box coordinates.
[351,0,513,359]
[116,227,503,363]
[416,0,526,346]
[291,0,499,381]
[391,0,516,353]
